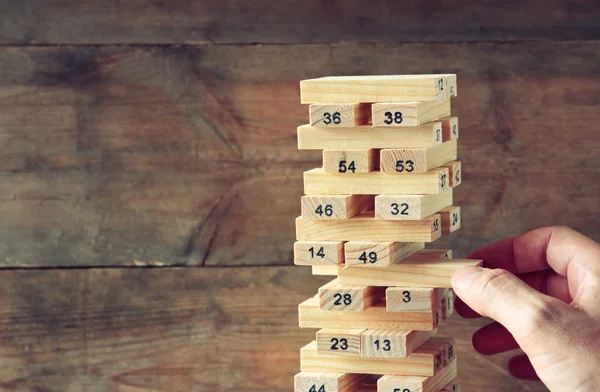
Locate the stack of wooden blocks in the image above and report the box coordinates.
[293,75,483,392]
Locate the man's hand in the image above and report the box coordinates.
[452,226,600,392]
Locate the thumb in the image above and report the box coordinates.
[452,266,569,346]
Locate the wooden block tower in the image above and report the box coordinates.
[294,75,482,392]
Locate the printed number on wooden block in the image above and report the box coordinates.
[301,195,374,220]
[318,282,385,312]
[375,191,453,221]
[344,242,424,267]
[440,117,459,141]
[380,140,457,173]
[422,337,456,367]
[323,149,379,174]
[386,287,442,312]
[294,241,345,266]
[441,378,460,392]
[316,328,364,357]
[440,206,461,233]
[310,103,371,127]
[441,290,455,319]
[377,359,458,392]
[361,329,435,358]
[372,100,451,127]
[441,161,461,187]
[294,372,368,392]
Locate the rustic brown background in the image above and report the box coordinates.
[2,1,599,390]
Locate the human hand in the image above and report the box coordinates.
[451,226,600,392]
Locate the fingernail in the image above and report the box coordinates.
[452,266,484,293]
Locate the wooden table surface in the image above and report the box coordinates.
[2,1,597,390]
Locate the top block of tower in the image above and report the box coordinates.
[300,74,457,104]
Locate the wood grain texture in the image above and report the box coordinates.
[323,149,379,173]
[316,329,364,357]
[380,141,458,173]
[310,103,371,127]
[1,1,600,44]
[294,372,370,392]
[294,241,345,266]
[344,242,425,267]
[375,191,453,220]
[0,266,548,391]
[301,195,374,220]
[3,42,600,267]
[372,100,451,127]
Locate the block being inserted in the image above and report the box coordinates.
[361,329,436,358]
[299,297,438,331]
[296,213,442,242]
[300,75,455,104]
[440,117,459,141]
[323,149,379,173]
[441,161,461,187]
[344,242,425,267]
[337,258,483,288]
[372,100,451,127]
[310,103,371,127]
[319,281,385,312]
[300,340,438,377]
[440,206,461,233]
[375,190,453,220]
[301,195,374,220]
[294,241,345,266]
[380,140,457,173]
[316,328,364,357]
[297,123,443,150]
[294,372,369,392]
[304,168,449,195]
[378,357,457,392]
[387,287,444,313]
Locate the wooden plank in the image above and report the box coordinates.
[372,100,451,127]
[316,329,364,357]
[301,195,374,220]
[375,190,453,220]
[422,337,457,368]
[323,149,379,174]
[294,372,369,392]
[319,282,385,312]
[440,291,456,320]
[300,341,436,377]
[3,3,600,45]
[440,117,459,141]
[297,123,443,150]
[441,161,462,188]
[378,359,458,392]
[299,298,438,331]
[337,259,483,288]
[441,379,460,392]
[294,241,345,266]
[296,214,442,242]
[440,206,461,233]
[304,168,449,195]
[380,141,457,173]
[300,75,453,104]
[310,103,371,127]
[344,242,425,267]
[361,329,436,358]
[386,287,442,313]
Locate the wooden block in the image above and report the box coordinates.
[440,117,459,141]
[445,74,458,99]
[380,140,457,173]
[300,341,437,377]
[386,287,443,313]
[297,123,443,150]
[294,241,345,266]
[421,337,456,368]
[337,259,483,288]
[440,161,461,188]
[299,298,438,331]
[440,290,455,319]
[310,103,371,127]
[304,168,449,195]
[361,329,436,358]
[440,206,461,234]
[323,149,379,174]
[440,378,460,392]
[311,249,452,276]
[319,282,385,312]
[372,100,451,127]
[378,358,458,392]
[300,75,454,103]
[294,372,368,392]
[316,328,364,357]
[296,214,442,242]
[416,342,445,374]
[301,195,374,220]
[375,190,453,221]
[344,242,425,268]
